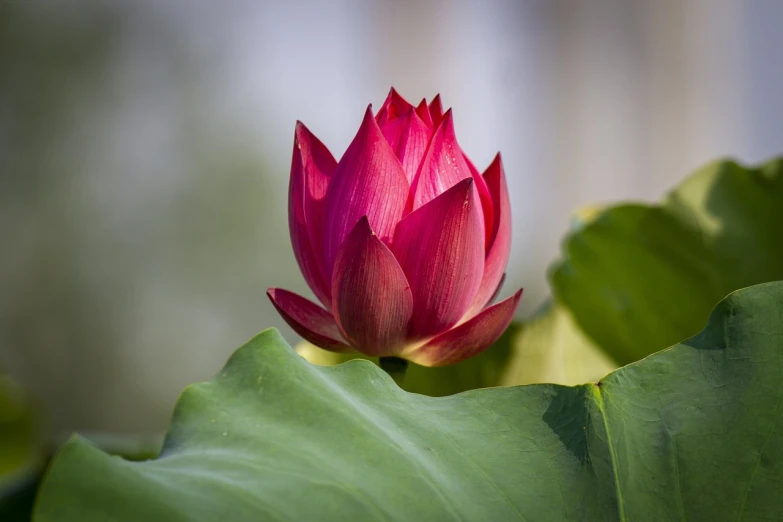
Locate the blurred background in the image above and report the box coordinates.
[1,0,782,437]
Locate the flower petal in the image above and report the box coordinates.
[289,122,336,306]
[267,288,351,352]
[428,94,445,128]
[391,178,485,338]
[405,289,523,367]
[415,98,433,129]
[332,217,413,356]
[468,154,512,315]
[482,154,510,249]
[464,152,495,250]
[323,106,410,281]
[376,87,413,127]
[376,91,431,183]
[380,109,431,184]
[409,110,479,211]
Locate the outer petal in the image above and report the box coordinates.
[391,178,484,338]
[267,288,351,352]
[468,154,512,315]
[323,106,410,280]
[428,94,445,128]
[289,122,336,306]
[405,289,523,367]
[332,217,413,356]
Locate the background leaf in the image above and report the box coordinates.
[0,376,43,521]
[553,158,783,365]
[35,282,783,521]
[494,301,614,386]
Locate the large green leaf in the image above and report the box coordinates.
[553,158,783,365]
[35,282,783,521]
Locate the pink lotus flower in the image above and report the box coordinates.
[267,89,521,367]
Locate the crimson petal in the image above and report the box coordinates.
[289,122,336,306]
[468,154,512,315]
[409,110,478,210]
[464,153,495,250]
[428,94,445,128]
[332,217,413,356]
[267,288,351,352]
[323,106,409,281]
[406,289,523,367]
[376,87,413,127]
[380,108,431,184]
[391,178,485,338]
[415,98,434,129]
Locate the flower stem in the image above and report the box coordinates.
[379,357,408,387]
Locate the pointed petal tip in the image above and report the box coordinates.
[387,87,410,104]
[457,176,474,188]
[349,104,382,144]
[433,108,457,136]
[293,121,305,141]
[439,176,476,208]
[355,215,375,235]
[454,176,475,195]
[429,94,444,114]
[293,120,324,151]
[378,89,414,124]
[428,94,446,129]
[485,154,505,180]
[415,98,433,128]
[482,153,506,188]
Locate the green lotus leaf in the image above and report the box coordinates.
[552,157,783,365]
[34,282,783,521]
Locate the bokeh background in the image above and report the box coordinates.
[2,0,782,437]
